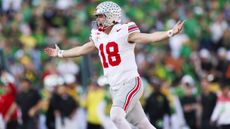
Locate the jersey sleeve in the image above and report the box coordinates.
[89,29,97,43]
[128,22,140,34]
[89,21,99,43]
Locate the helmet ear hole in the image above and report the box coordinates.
[113,21,118,24]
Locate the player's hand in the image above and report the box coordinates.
[28,108,36,117]
[172,20,185,36]
[44,44,59,57]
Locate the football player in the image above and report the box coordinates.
[45,1,184,129]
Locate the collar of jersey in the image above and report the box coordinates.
[99,24,122,36]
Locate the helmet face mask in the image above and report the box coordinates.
[95,14,107,26]
[94,1,122,30]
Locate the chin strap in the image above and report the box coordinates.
[98,26,104,31]
[97,20,111,31]
[98,25,111,31]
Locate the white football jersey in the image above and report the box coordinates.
[90,22,140,86]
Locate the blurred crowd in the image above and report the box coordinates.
[0,0,230,129]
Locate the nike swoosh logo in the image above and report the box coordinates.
[116,28,121,32]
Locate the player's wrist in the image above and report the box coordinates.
[167,29,174,37]
[57,49,64,58]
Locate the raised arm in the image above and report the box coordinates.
[128,20,185,44]
[44,41,97,58]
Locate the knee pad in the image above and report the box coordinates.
[110,107,126,125]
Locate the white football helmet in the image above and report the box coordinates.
[94,1,122,27]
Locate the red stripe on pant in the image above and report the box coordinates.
[123,77,141,111]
